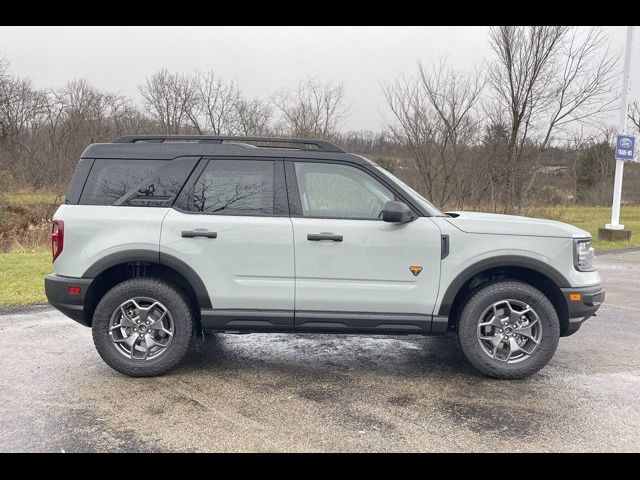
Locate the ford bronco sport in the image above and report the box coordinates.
[45,135,605,379]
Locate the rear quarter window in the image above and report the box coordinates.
[80,159,166,205]
[78,157,198,207]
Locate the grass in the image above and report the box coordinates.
[0,247,52,308]
[0,201,638,308]
[526,205,640,251]
[3,192,62,205]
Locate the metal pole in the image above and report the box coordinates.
[607,25,635,230]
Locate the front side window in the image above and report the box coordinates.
[293,162,394,220]
[191,159,276,215]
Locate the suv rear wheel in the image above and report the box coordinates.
[92,278,194,377]
[457,280,560,379]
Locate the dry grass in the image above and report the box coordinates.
[0,192,62,253]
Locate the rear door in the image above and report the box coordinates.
[160,157,295,331]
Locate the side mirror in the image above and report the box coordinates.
[382,200,415,224]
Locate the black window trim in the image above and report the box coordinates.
[284,158,423,221]
[173,156,289,218]
[66,158,95,205]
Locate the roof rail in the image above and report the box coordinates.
[112,135,345,153]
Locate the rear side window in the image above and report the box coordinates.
[79,157,197,206]
[80,159,166,205]
[190,159,276,215]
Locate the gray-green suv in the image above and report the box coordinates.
[44,135,604,378]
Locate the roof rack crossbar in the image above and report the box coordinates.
[113,135,344,152]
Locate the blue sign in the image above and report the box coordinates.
[615,134,636,161]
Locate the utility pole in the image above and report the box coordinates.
[600,25,635,241]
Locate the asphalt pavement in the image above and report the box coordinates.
[0,251,639,452]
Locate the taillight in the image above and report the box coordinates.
[51,220,64,262]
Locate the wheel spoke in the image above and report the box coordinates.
[141,335,150,360]
[517,327,539,344]
[479,315,503,329]
[150,325,173,336]
[521,316,539,329]
[507,302,524,323]
[509,336,531,360]
[149,310,168,329]
[144,333,169,349]
[479,332,503,347]
[512,305,536,324]
[493,302,509,321]
[113,333,135,346]
[129,336,141,359]
[119,304,139,328]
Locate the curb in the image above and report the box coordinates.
[0,304,51,316]
[596,247,640,256]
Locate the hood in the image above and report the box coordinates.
[444,211,591,238]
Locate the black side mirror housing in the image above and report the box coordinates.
[382,200,415,224]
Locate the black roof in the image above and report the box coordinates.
[81,135,375,165]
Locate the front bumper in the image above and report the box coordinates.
[560,284,605,336]
[44,274,93,326]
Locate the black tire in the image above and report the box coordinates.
[92,278,194,377]
[457,280,560,379]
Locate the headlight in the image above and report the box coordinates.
[574,239,595,272]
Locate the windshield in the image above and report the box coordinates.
[374,165,445,216]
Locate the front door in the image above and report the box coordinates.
[287,160,442,333]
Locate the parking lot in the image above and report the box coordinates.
[0,250,639,452]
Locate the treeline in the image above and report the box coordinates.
[2,26,639,211]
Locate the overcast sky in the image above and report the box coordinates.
[0,26,637,131]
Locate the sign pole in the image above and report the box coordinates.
[605,25,635,231]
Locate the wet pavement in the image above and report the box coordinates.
[1,251,639,452]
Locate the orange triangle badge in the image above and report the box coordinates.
[409,265,423,277]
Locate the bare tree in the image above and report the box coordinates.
[383,61,484,208]
[540,27,618,147]
[188,70,240,135]
[273,77,347,138]
[487,26,618,211]
[0,71,48,185]
[139,69,197,134]
[573,126,616,204]
[234,98,272,136]
[629,101,640,132]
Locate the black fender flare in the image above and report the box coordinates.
[437,255,571,317]
[82,249,212,309]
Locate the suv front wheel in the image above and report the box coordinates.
[457,280,560,379]
[92,278,194,377]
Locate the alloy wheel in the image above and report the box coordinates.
[108,297,174,361]
[476,299,542,363]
